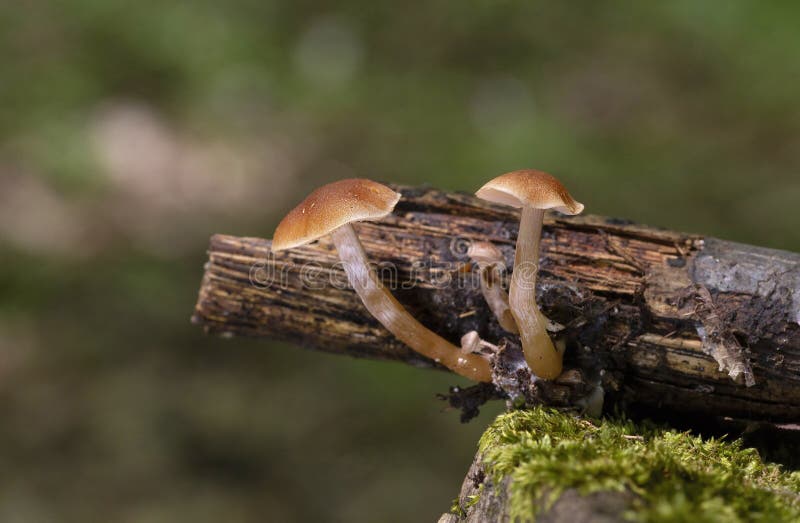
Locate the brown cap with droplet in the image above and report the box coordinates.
[476,169,584,215]
[272,178,401,252]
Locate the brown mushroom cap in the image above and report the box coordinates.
[476,169,584,215]
[467,241,505,266]
[272,178,401,252]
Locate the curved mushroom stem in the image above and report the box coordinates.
[331,224,492,382]
[468,242,519,334]
[509,207,564,379]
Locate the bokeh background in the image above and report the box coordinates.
[2,2,799,522]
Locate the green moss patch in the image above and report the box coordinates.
[478,408,800,522]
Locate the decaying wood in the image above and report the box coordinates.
[192,186,800,424]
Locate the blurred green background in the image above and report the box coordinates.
[1,2,799,522]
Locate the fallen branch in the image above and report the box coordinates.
[192,186,800,424]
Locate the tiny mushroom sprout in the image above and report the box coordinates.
[272,178,492,383]
[467,241,518,334]
[475,169,584,380]
[460,330,499,355]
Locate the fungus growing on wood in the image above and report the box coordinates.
[272,178,492,382]
[476,169,583,379]
[460,330,499,355]
[467,241,518,334]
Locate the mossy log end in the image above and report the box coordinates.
[443,409,800,523]
[441,454,633,523]
[192,186,800,424]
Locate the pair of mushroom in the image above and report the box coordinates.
[271,170,583,383]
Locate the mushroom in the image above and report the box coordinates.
[475,169,583,379]
[272,178,492,382]
[460,330,499,355]
[467,241,518,334]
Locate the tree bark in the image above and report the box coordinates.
[192,186,800,424]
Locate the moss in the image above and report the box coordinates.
[478,408,800,522]
[451,480,483,518]
[450,498,467,519]
[464,491,482,510]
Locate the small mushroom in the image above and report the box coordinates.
[460,330,499,355]
[476,169,583,379]
[467,241,518,334]
[272,178,492,382]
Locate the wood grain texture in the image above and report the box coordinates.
[192,186,800,423]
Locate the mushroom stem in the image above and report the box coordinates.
[331,224,492,382]
[509,206,563,379]
[468,242,519,334]
[479,267,518,334]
